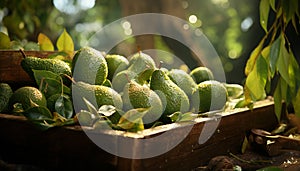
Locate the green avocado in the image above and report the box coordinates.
[0,83,13,112]
[105,54,129,81]
[9,86,47,110]
[122,80,163,126]
[150,69,190,119]
[72,47,108,85]
[72,81,123,112]
[21,56,72,85]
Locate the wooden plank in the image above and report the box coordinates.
[0,50,54,87]
[0,99,278,170]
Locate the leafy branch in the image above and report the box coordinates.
[244,0,300,120]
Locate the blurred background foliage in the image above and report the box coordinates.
[0,0,299,84]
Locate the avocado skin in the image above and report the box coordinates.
[72,47,108,85]
[21,56,72,85]
[72,81,123,113]
[150,69,190,118]
[0,83,13,112]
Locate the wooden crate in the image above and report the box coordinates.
[0,99,278,171]
[0,50,54,87]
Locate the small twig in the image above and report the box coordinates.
[229,152,273,165]
[19,49,27,58]
[63,74,76,84]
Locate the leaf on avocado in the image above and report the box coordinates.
[38,33,54,51]
[0,32,10,49]
[98,105,116,117]
[176,112,198,122]
[83,97,98,115]
[93,120,113,130]
[56,29,74,57]
[117,108,149,130]
[23,106,53,121]
[33,70,71,97]
[55,95,73,119]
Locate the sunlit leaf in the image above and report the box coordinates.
[245,55,268,100]
[260,0,270,33]
[273,82,282,121]
[176,112,198,122]
[117,108,149,130]
[55,95,73,119]
[83,97,98,115]
[56,29,74,57]
[245,39,264,75]
[0,32,10,49]
[269,0,276,11]
[270,36,281,76]
[38,33,54,51]
[98,105,116,116]
[293,89,300,118]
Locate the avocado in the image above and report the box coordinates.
[72,47,108,85]
[21,56,72,85]
[9,86,47,110]
[122,80,163,126]
[112,52,156,92]
[72,81,123,113]
[168,69,197,96]
[0,83,13,112]
[150,69,190,118]
[192,80,227,113]
[190,67,214,84]
[105,54,129,81]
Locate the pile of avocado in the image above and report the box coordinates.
[0,47,231,132]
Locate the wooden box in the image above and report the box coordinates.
[0,99,278,171]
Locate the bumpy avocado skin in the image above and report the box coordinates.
[72,47,108,85]
[72,81,123,113]
[21,56,72,85]
[122,81,163,126]
[150,69,190,117]
[0,83,13,112]
[168,69,197,96]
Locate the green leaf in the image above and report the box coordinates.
[23,106,53,121]
[56,29,74,57]
[273,82,282,121]
[76,110,98,126]
[0,32,10,49]
[245,55,268,100]
[269,0,276,11]
[282,0,298,23]
[98,105,116,117]
[245,39,264,75]
[292,16,299,34]
[293,88,300,118]
[83,97,98,115]
[270,36,281,76]
[260,0,270,32]
[277,40,290,83]
[117,108,149,130]
[38,33,54,51]
[33,70,71,97]
[175,112,198,122]
[280,78,287,101]
[55,95,73,119]
[93,120,113,130]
